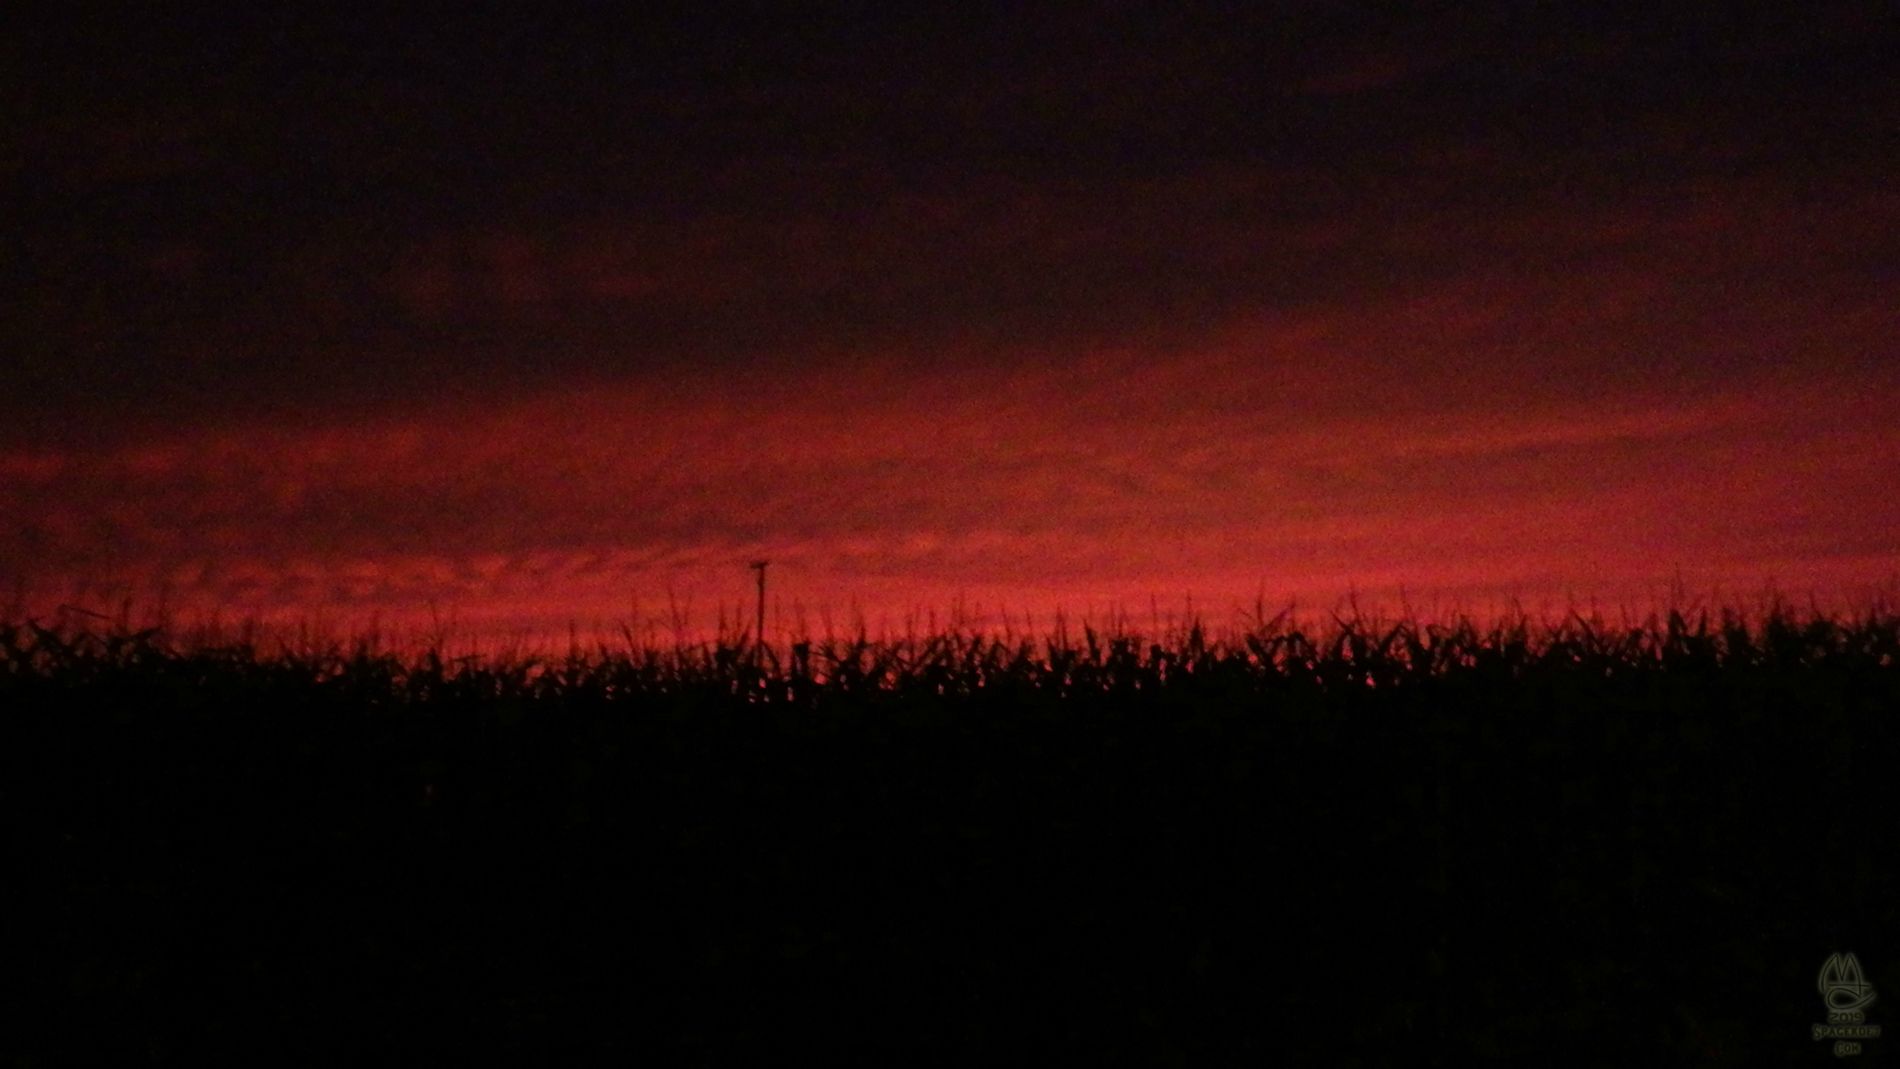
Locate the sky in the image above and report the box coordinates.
[5,4,1897,643]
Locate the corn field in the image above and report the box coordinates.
[7,601,1894,701]
[6,602,1898,1063]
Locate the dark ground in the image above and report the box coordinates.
[5,621,1898,1064]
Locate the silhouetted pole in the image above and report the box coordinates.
[750,560,768,670]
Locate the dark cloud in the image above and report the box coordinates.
[5,3,1895,633]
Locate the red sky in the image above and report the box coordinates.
[6,6,1896,643]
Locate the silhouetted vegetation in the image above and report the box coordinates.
[7,603,1898,1063]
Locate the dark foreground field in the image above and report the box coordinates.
[6,607,1898,1064]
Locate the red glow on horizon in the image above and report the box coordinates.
[7,181,1897,644]
[6,316,1896,647]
